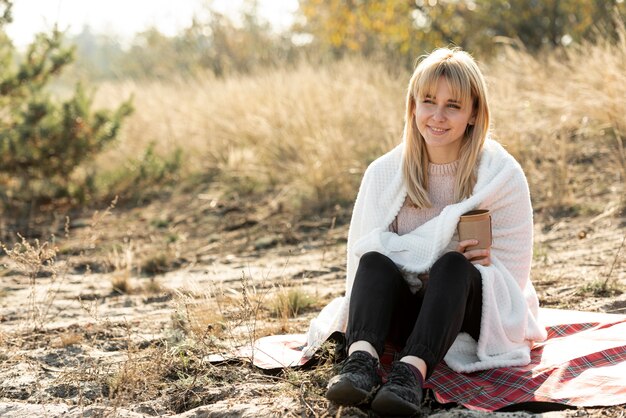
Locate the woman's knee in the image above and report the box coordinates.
[354,251,404,290]
[430,251,476,284]
[433,251,469,268]
[358,251,397,271]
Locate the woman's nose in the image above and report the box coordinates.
[432,107,446,121]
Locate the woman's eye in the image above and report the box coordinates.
[447,103,461,109]
[422,98,434,104]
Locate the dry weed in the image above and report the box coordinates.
[173,298,228,344]
[143,277,164,294]
[93,59,402,213]
[106,346,168,405]
[110,273,134,295]
[90,33,625,218]
[580,234,626,296]
[488,31,626,214]
[1,235,61,330]
[106,236,138,295]
[54,331,84,348]
[272,285,317,332]
[0,198,119,331]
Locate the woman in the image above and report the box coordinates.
[304,47,547,416]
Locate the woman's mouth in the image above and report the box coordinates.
[428,126,449,135]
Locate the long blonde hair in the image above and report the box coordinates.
[402,47,490,208]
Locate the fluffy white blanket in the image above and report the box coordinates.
[305,139,547,372]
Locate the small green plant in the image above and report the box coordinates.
[579,234,625,297]
[533,243,549,264]
[97,143,182,204]
[141,251,176,276]
[578,280,622,298]
[272,286,316,332]
[272,286,315,318]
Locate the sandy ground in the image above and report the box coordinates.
[0,195,624,417]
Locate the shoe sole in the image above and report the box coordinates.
[325,379,372,406]
[371,388,421,416]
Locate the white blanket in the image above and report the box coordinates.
[305,138,547,372]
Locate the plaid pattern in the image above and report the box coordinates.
[241,310,626,411]
[423,318,626,411]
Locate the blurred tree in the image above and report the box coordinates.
[69,26,125,80]
[185,0,297,76]
[476,0,626,50]
[108,0,296,79]
[200,9,265,75]
[296,0,428,65]
[117,27,197,79]
[0,0,132,211]
[297,0,626,62]
[35,0,626,79]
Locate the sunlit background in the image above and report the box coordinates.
[0,2,624,414]
[6,0,298,48]
[0,0,625,225]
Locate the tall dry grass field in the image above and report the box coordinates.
[92,60,404,213]
[92,36,626,217]
[487,34,626,215]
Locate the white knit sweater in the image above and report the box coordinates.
[305,138,547,373]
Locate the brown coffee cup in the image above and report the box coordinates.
[457,209,492,260]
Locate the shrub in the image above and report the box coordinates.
[0,1,132,212]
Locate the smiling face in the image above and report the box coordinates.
[414,76,476,163]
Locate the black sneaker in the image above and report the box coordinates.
[325,350,382,406]
[371,361,423,416]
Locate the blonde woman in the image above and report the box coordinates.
[308,48,547,416]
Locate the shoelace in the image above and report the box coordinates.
[387,363,416,388]
[341,352,376,374]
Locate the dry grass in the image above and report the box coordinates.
[88,34,625,219]
[272,285,317,332]
[170,272,275,352]
[110,273,134,295]
[487,31,626,214]
[106,345,170,406]
[1,236,62,330]
[173,297,228,344]
[54,330,84,348]
[92,59,404,213]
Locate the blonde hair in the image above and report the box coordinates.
[402,47,490,208]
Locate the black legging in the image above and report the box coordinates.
[345,251,482,379]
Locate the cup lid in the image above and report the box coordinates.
[460,209,490,219]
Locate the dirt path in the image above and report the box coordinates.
[0,198,624,416]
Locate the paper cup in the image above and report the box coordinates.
[457,209,492,260]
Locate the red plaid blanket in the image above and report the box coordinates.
[426,317,626,410]
[231,309,626,411]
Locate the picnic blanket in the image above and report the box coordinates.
[228,308,626,411]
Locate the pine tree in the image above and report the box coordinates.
[0,0,132,210]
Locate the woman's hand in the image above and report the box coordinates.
[457,239,491,266]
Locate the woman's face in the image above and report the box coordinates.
[414,76,475,163]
